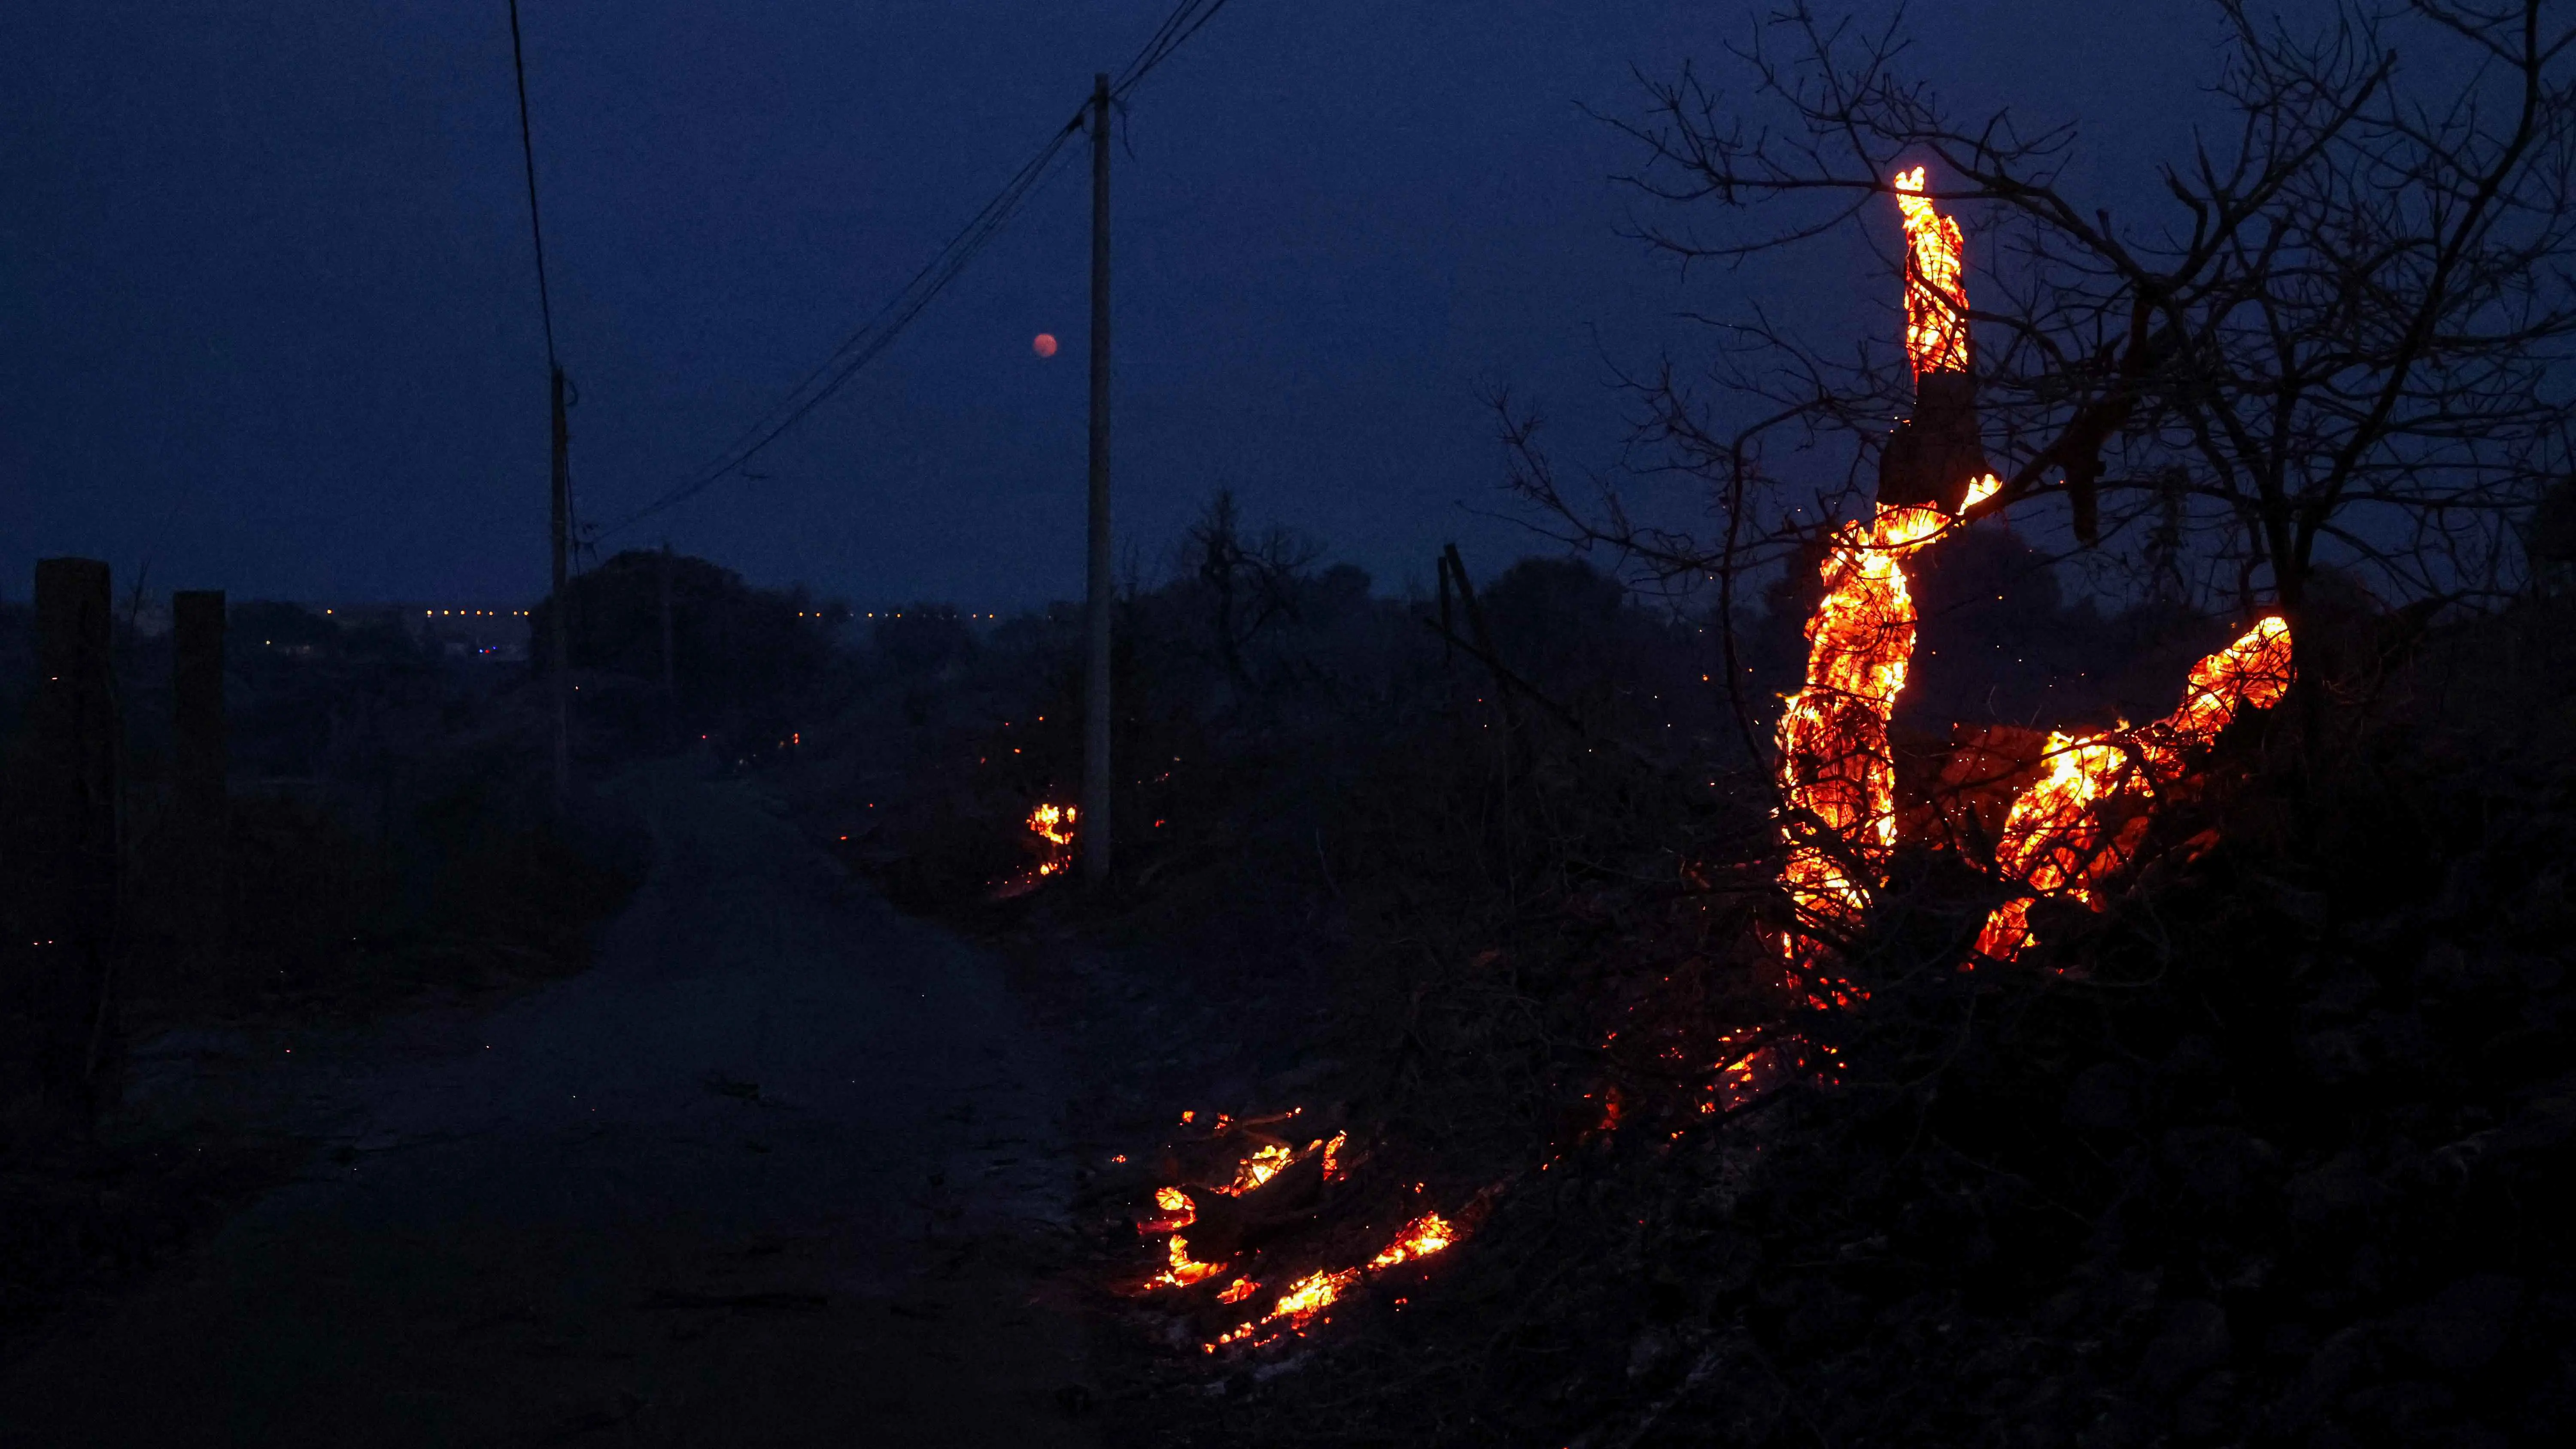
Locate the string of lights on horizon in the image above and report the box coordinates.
[310,606,1015,622]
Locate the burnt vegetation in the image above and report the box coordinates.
[815,511,2576,1447]
[9,5,2576,1444]
[823,4,2576,1446]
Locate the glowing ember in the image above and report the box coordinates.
[1269,1267,1360,1326]
[1141,1184,1197,1235]
[1205,1267,1364,1352]
[1367,1213,1456,1271]
[1160,1234,1230,1288]
[1193,1202,1474,1353]
[1137,1125,1348,1296]
[1226,1142,1295,1196]
[1975,617,2294,960]
[993,802,1082,897]
[1894,166,1968,379]
[1027,802,1078,876]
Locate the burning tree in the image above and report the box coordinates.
[1522,0,2576,655]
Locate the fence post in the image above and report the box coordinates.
[25,559,119,1117]
[172,589,228,992]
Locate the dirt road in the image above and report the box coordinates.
[3,768,1094,1447]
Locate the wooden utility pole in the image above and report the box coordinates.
[550,365,572,807]
[1083,71,1115,885]
[24,559,118,1116]
[171,589,228,990]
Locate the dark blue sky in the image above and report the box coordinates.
[2,2,2227,608]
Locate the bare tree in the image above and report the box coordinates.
[1525,0,2576,639]
[1185,488,1321,688]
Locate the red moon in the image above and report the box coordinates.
[1032,332,1058,358]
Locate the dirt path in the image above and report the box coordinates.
[3,767,1096,1447]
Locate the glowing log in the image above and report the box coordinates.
[1975,617,2294,960]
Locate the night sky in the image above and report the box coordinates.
[2,2,2234,610]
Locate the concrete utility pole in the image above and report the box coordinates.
[508,0,572,812]
[550,365,571,808]
[26,559,118,1115]
[1083,71,1115,885]
[171,589,227,990]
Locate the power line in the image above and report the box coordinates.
[1115,0,1233,96]
[595,0,1240,543]
[504,0,558,371]
[600,116,1085,538]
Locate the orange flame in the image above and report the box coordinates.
[1975,617,2293,960]
[1894,166,1969,377]
[1202,1211,1466,1352]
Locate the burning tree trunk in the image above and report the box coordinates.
[1774,169,2292,978]
[1774,501,1946,975]
[1775,170,1996,977]
[1877,167,1990,516]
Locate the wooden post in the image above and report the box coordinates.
[550,365,572,808]
[171,590,228,987]
[1082,71,1115,885]
[24,559,119,1115]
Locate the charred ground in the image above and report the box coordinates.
[768,499,2576,1447]
[8,510,2574,1448]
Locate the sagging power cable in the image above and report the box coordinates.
[600,118,1085,538]
[596,0,1239,542]
[506,0,559,372]
[1114,0,1233,97]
